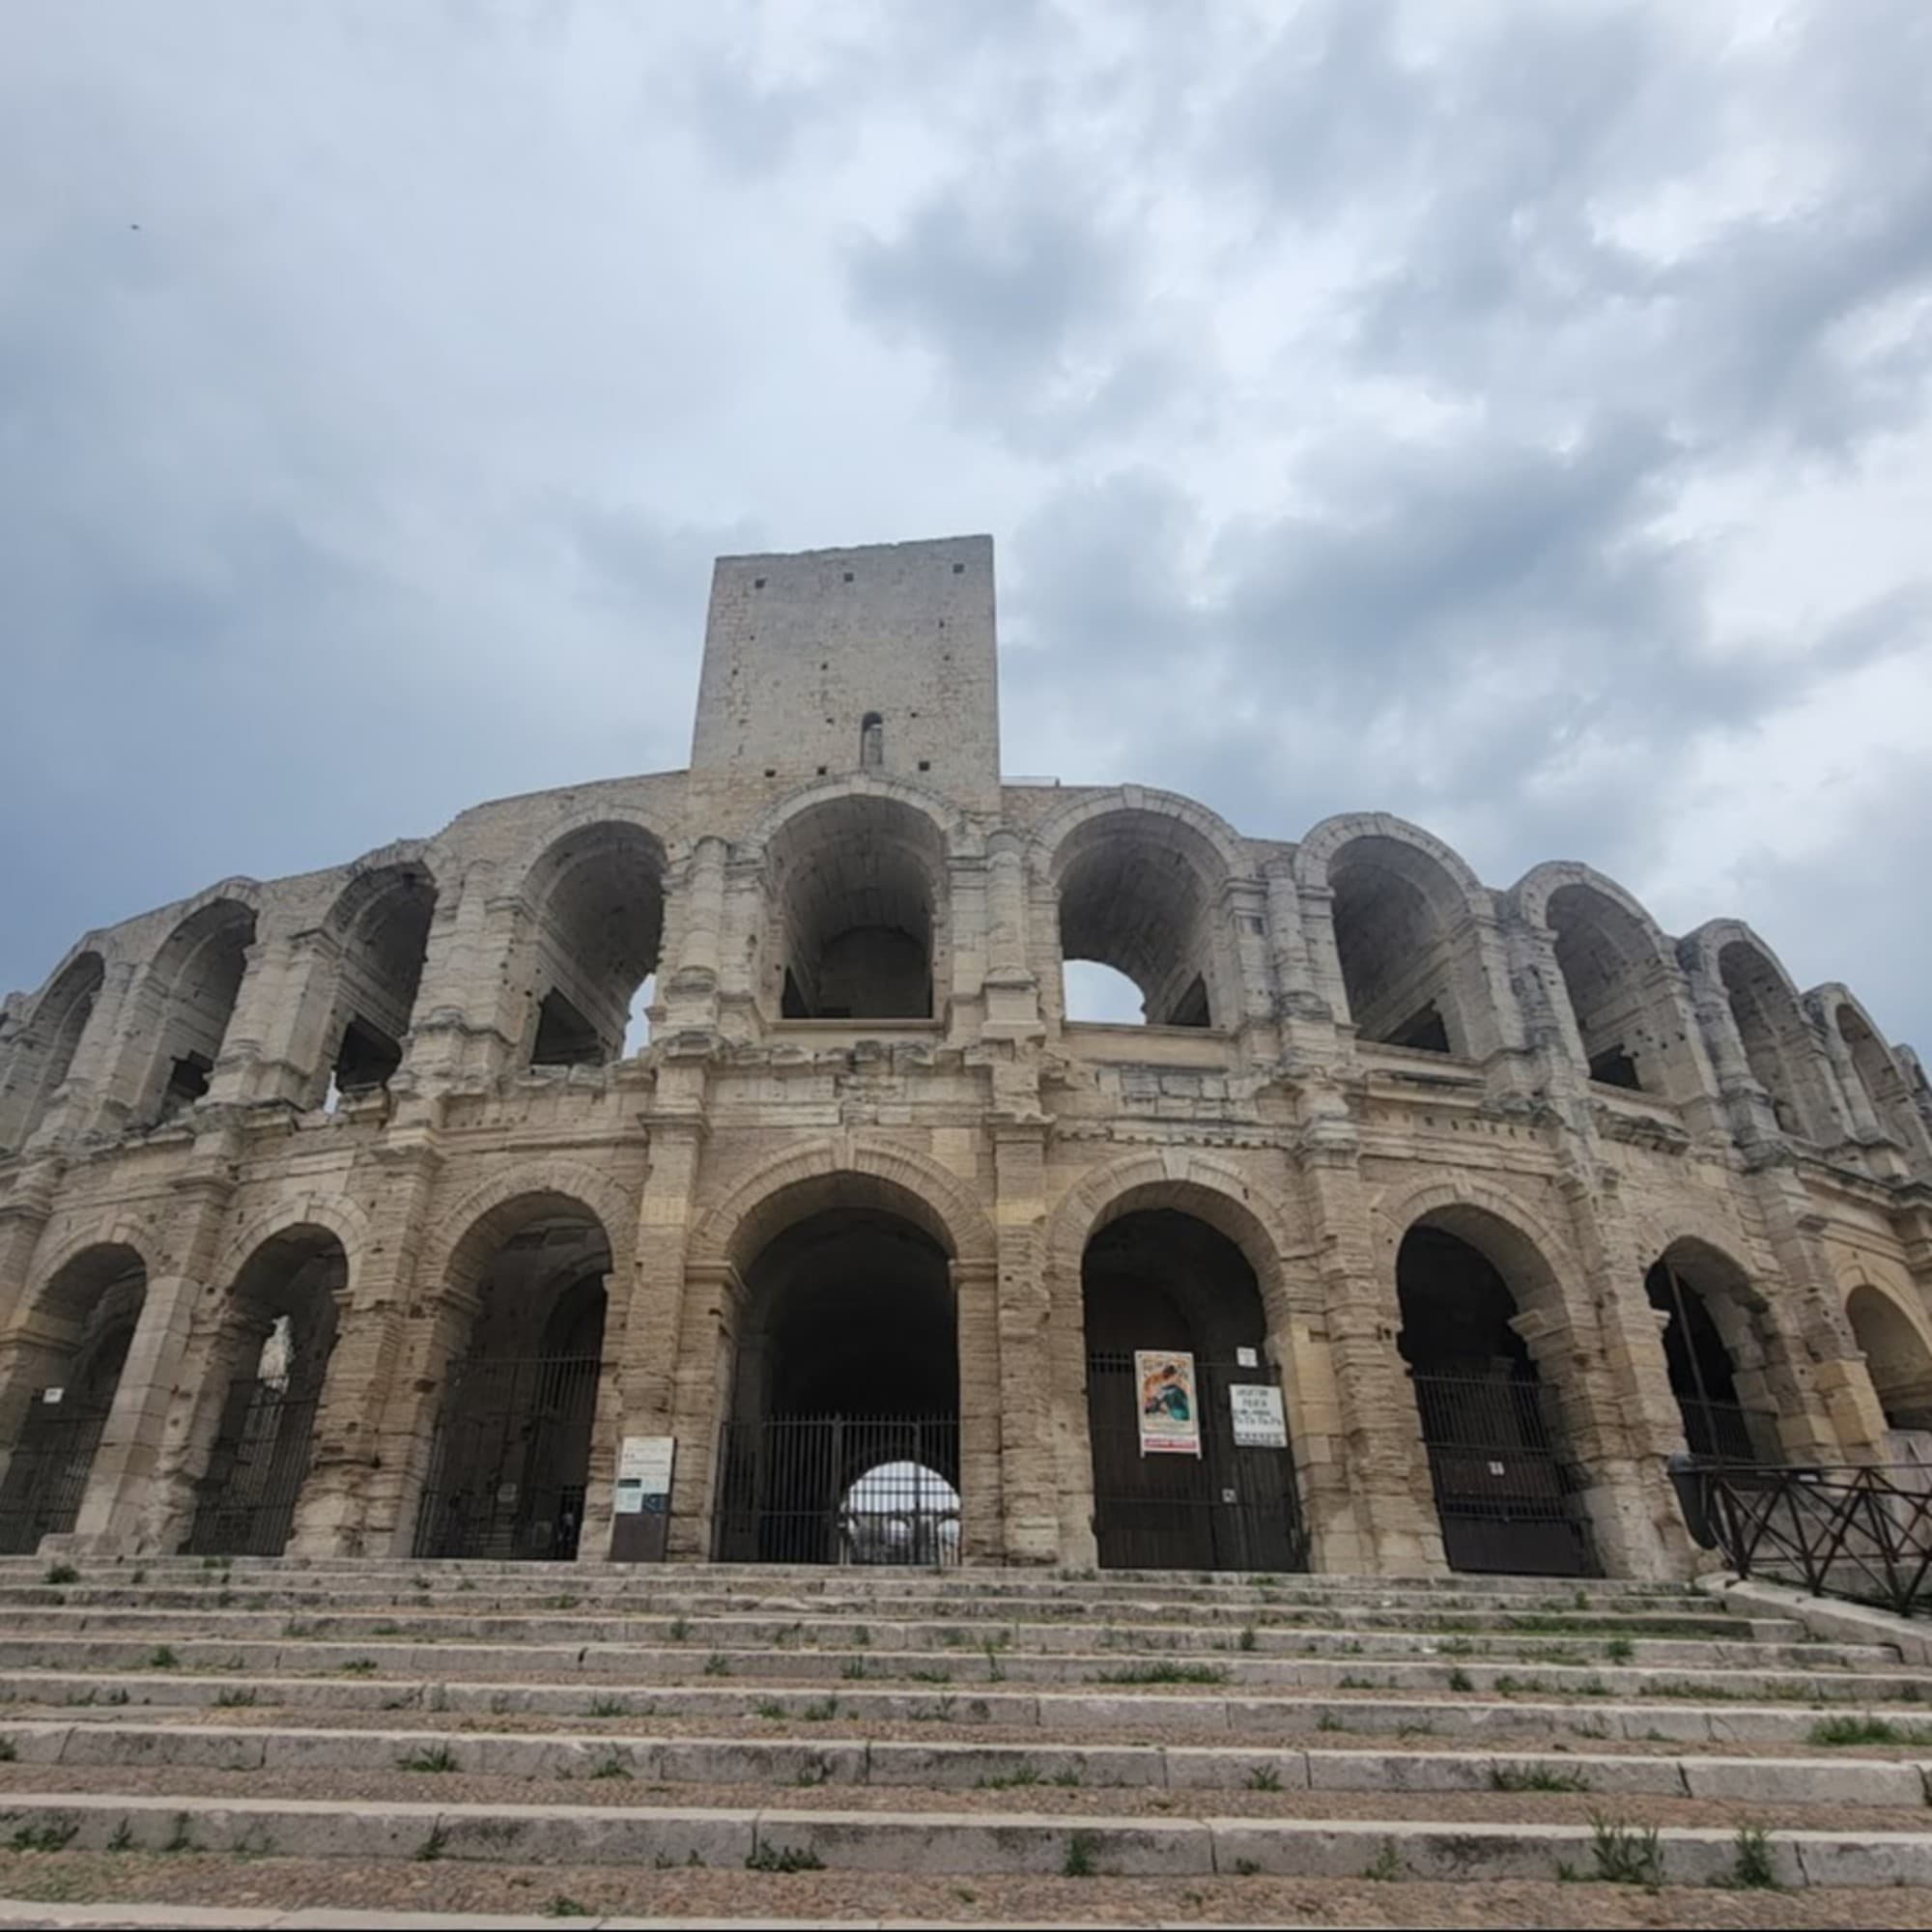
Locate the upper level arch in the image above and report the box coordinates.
[1844,1278,1932,1435]
[1807,983,1929,1162]
[1040,797,1242,1030]
[1296,813,1492,1058]
[1680,920,1840,1144]
[1513,863,1676,1094]
[0,949,105,1152]
[318,857,440,1098]
[753,791,952,1022]
[515,818,668,1068]
[131,894,260,1125]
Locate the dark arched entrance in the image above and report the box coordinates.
[412,1204,610,1560]
[0,1245,147,1552]
[1082,1209,1307,1573]
[1646,1247,1779,1463]
[185,1227,345,1555]
[714,1206,959,1564]
[1397,1225,1595,1577]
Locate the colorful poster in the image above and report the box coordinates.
[1135,1350,1201,1456]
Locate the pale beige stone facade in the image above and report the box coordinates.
[3,533,1931,1578]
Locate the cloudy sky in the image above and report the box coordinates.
[3,0,1928,1052]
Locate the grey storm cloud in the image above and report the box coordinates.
[1,0,1928,1063]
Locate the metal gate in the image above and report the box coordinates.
[184,1378,320,1556]
[714,1416,960,1565]
[1411,1373,1594,1577]
[1086,1351,1309,1573]
[412,1353,600,1561]
[0,1394,111,1554]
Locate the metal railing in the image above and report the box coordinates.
[1672,1459,1932,1618]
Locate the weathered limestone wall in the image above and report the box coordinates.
[1,535,1928,1578]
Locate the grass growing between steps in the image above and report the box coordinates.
[1811,1714,1932,1746]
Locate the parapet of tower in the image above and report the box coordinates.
[690,535,999,810]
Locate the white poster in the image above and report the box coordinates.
[1229,1382,1288,1449]
[1135,1350,1202,1457]
[618,1435,675,1492]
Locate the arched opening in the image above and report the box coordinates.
[715,1200,959,1563]
[1082,1208,1306,1572]
[765,798,944,1021]
[1396,1221,1595,1576]
[1719,941,1830,1140]
[0,952,104,1151]
[1846,1285,1932,1441]
[0,1245,147,1552]
[1546,885,1658,1092]
[1329,838,1471,1055]
[184,1228,346,1556]
[143,900,256,1122]
[1837,1005,1925,1155]
[860,712,885,771]
[1645,1244,1780,1463]
[412,1200,611,1560]
[1062,960,1148,1025]
[324,866,437,1098]
[1054,810,1222,1029]
[526,824,666,1068]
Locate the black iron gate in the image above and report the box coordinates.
[714,1416,960,1565]
[1411,1373,1595,1577]
[185,1378,320,1556]
[0,1393,111,1554]
[412,1353,599,1561]
[1086,1351,1309,1573]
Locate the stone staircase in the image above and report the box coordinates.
[0,1557,1928,1924]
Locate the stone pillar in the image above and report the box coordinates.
[0,1167,64,1500]
[287,1138,443,1555]
[54,1166,236,1555]
[954,1256,1006,1562]
[665,1260,737,1561]
[980,832,1040,1038]
[987,1122,1056,1561]
[204,930,333,1110]
[599,1099,708,1561]
[660,838,727,1036]
[1293,1117,1447,1575]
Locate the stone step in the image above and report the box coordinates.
[5,1671,1928,1747]
[11,1719,1928,1804]
[0,1790,1924,1886]
[0,1634,1916,1701]
[8,1586,1758,1637]
[0,1608,1846,1666]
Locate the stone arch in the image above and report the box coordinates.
[1681,920,1840,1144]
[1045,1150,1302,1332]
[314,858,440,1099]
[128,893,261,1124]
[0,948,106,1151]
[1377,1181,1602,1576]
[509,818,669,1068]
[24,1221,162,1314]
[210,1197,370,1308]
[419,1161,639,1299]
[1808,983,1928,1160]
[1045,1151,1313,1574]
[691,1136,997,1277]
[1296,812,1497,1058]
[1032,785,1254,890]
[176,1221,351,1556]
[1512,864,1681,1095]
[1844,1278,1932,1435]
[1036,793,1247,1032]
[741,773,972,864]
[752,791,954,1022]
[0,1238,152,1551]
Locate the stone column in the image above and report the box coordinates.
[954,1256,1006,1562]
[1292,1116,1447,1575]
[205,929,336,1110]
[287,1137,443,1555]
[55,1165,236,1555]
[0,1167,65,1500]
[987,1122,1056,1561]
[980,832,1041,1038]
